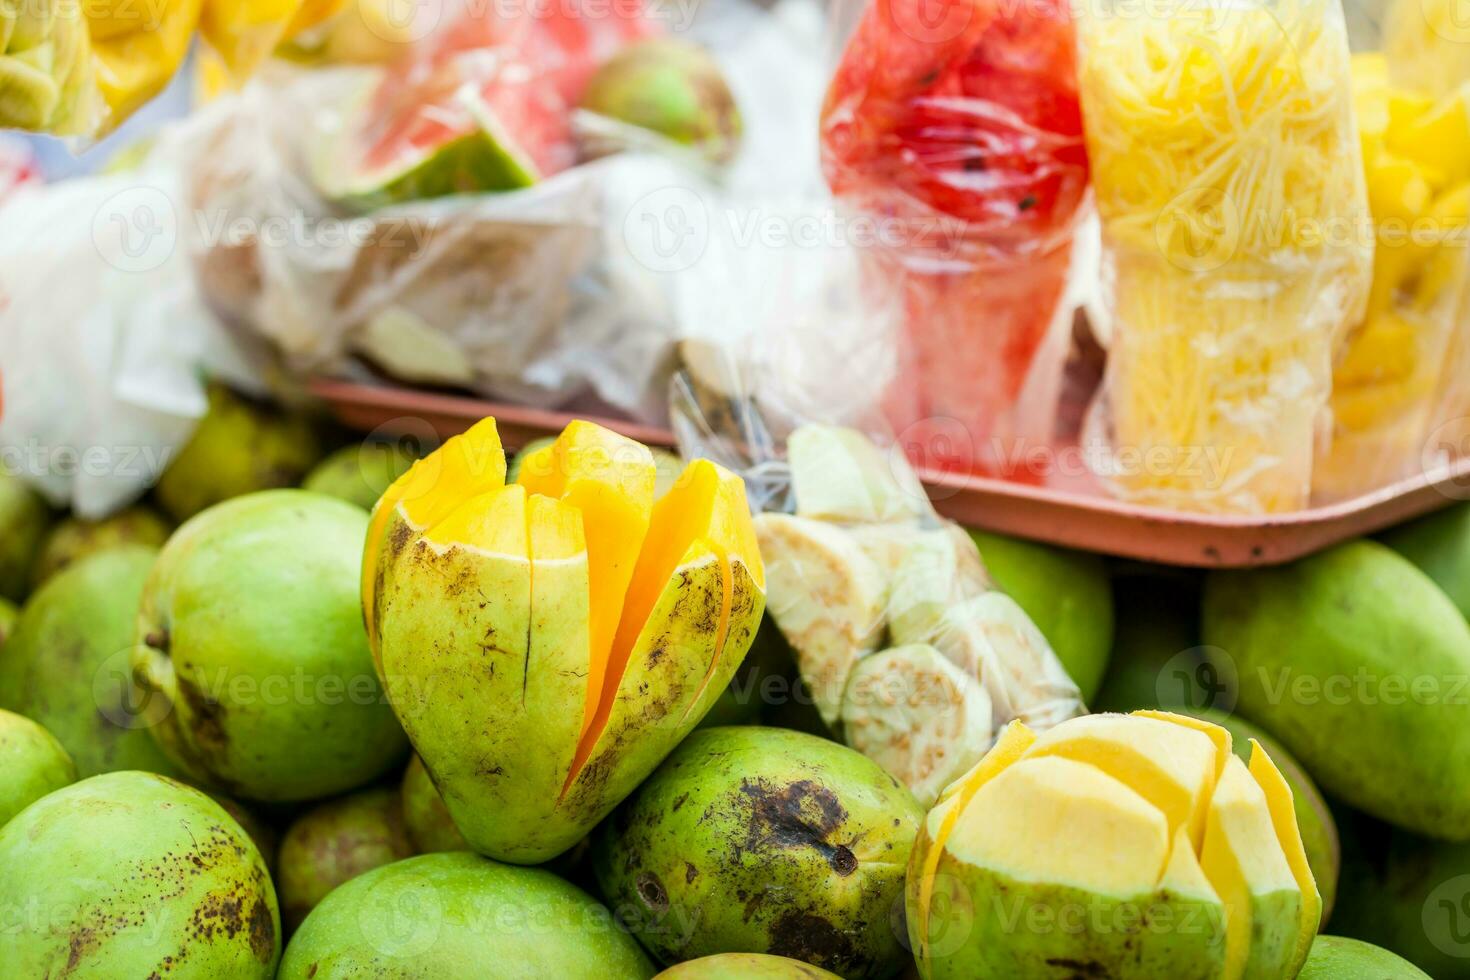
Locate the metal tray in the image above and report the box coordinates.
[311,378,1470,568]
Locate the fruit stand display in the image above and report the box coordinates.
[3,0,1470,978]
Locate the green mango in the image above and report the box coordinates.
[278,786,415,932]
[968,529,1114,702]
[1093,573,1204,713]
[132,490,407,801]
[594,726,923,979]
[302,441,419,511]
[0,547,183,778]
[698,615,794,729]
[655,954,843,979]
[29,504,172,589]
[210,792,280,876]
[1333,812,1470,978]
[0,771,280,977]
[1299,936,1432,979]
[278,852,655,978]
[1381,503,1470,619]
[0,595,16,650]
[1193,709,1341,923]
[1204,541,1470,840]
[155,384,321,522]
[400,753,469,853]
[0,468,50,600]
[0,708,75,827]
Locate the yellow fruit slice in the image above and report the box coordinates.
[1023,713,1218,849]
[517,421,656,736]
[1387,82,1470,187]
[91,0,204,125]
[1135,710,1234,784]
[912,721,1036,959]
[1248,740,1322,976]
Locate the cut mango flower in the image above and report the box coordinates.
[907,711,1321,979]
[1314,58,1470,500]
[363,417,765,863]
[1075,0,1372,514]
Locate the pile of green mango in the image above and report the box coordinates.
[1,382,1468,978]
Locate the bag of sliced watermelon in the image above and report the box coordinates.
[819,0,1092,481]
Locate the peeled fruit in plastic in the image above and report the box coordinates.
[755,513,886,727]
[0,708,75,827]
[365,417,765,863]
[1299,936,1431,979]
[0,468,50,600]
[595,726,924,979]
[908,711,1322,979]
[134,491,407,801]
[400,753,469,853]
[302,441,419,511]
[29,505,171,589]
[788,424,929,526]
[1204,541,1470,840]
[579,38,742,166]
[277,786,415,932]
[0,771,280,976]
[155,384,321,522]
[840,643,993,807]
[1195,710,1340,923]
[0,547,184,779]
[968,529,1114,702]
[1381,501,1470,619]
[656,954,844,979]
[278,851,655,978]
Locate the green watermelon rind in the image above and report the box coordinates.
[317,81,542,213]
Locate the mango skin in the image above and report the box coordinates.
[0,771,280,978]
[0,708,75,827]
[968,530,1114,702]
[29,505,171,589]
[400,753,469,853]
[134,491,407,801]
[1333,812,1470,978]
[278,852,655,979]
[0,547,184,779]
[155,384,321,522]
[1381,502,1470,619]
[0,469,50,601]
[594,726,923,980]
[302,442,418,512]
[655,954,843,978]
[1298,936,1431,979]
[1195,709,1341,923]
[1204,541,1470,840]
[278,785,415,932]
[0,596,16,650]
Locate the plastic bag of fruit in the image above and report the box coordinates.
[671,359,1085,807]
[819,0,1091,479]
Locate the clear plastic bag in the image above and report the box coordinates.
[1076,0,1374,514]
[818,0,1090,478]
[672,374,1084,807]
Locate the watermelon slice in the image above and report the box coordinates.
[321,0,656,211]
[821,0,1088,476]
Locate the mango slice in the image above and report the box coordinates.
[364,417,764,864]
[1248,740,1322,975]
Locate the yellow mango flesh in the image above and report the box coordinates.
[517,421,655,737]
[1199,755,1302,980]
[1136,709,1235,783]
[1024,713,1218,849]
[91,0,204,122]
[1249,741,1322,974]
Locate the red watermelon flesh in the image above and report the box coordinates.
[352,0,658,198]
[821,0,1088,474]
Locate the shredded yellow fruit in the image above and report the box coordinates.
[1077,0,1372,514]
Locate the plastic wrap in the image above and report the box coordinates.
[1315,53,1470,499]
[673,379,1084,807]
[1077,0,1373,514]
[819,0,1090,477]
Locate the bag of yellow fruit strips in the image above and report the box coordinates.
[668,362,1085,810]
[0,0,347,138]
[1076,0,1373,514]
